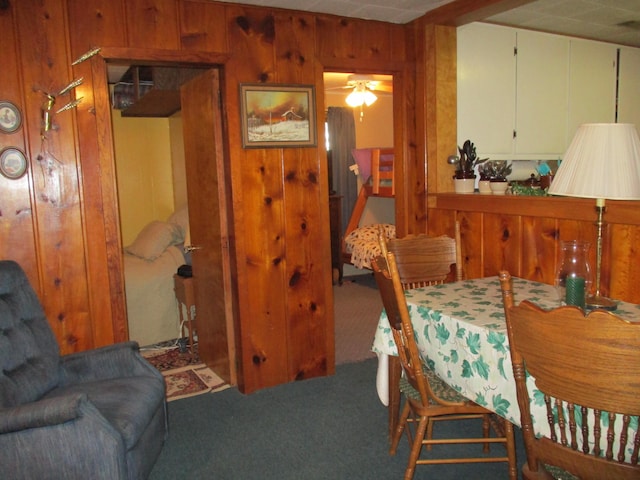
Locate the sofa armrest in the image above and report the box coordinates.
[59,341,162,386]
[0,393,88,434]
[0,393,128,479]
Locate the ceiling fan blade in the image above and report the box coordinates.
[371,83,393,93]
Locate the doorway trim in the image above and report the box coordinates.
[86,48,234,350]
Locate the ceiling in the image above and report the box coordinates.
[214,0,640,48]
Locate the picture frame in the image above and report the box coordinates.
[0,101,22,134]
[0,147,28,180]
[239,83,316,148]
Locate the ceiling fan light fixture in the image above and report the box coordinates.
[345,85,377,107]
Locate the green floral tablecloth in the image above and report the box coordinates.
[372,276,640,460]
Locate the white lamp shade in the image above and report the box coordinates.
[548,123,640,200]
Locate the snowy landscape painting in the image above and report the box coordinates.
[240,84,316,148]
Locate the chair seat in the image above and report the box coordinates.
[399,365,470,405]
[43,375,165,449]
[541,464,579,480]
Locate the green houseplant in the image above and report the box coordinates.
[454,140,488,180]
[452,140,488,193]
[484,161,513,195]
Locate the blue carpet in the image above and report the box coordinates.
[150,358,525,479]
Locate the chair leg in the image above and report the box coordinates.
[482,413,490,452]
[504,419,518,480]
[390,401,412,455]
[404,416,429,480]
[425,417,434,451]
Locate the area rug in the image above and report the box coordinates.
[142,344,230,402]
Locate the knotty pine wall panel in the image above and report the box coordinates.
[519,216,557,284]
[225,7,290,389]
[0,6,39,286]
[14,0,93,351]
[315,16,403,62]
[124,0,180,50]
[179,0,228,52]
[274,13,333,381]
[67,0,126,57]
[428,196,640,304]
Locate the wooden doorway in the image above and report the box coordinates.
[92,52,237,385]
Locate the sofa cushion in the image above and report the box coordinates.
[43,375,165,450]
[0,261,60,408]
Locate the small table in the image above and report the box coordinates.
[173,274,196,353]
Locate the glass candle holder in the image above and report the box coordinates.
[555,240,592,306]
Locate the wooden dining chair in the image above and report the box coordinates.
[371,251,517,480]
[499,271,640,480]
[383,221,463,289]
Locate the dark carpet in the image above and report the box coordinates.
[149,358,525,479]
[334,273,381,365]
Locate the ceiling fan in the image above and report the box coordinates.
[324,72,392,120]
[345,74,393,93]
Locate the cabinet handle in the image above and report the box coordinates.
[184,245,202,253]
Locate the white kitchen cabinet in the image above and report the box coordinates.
[457,23,569,160]
[618,47,640,131]
[515,30,569,156]
[567,39,617,141]
[457,23,515,158]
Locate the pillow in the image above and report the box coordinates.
[166,208,189,239]
[125,221,183,261]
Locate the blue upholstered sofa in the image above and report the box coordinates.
[0,260,167,479]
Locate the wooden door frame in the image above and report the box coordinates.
[318,57,410,237]
[87,48,234,346]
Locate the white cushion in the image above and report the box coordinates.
[125,221,183,261]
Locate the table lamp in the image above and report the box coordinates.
[548,123,640,310]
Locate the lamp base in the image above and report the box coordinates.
[586,294,617,311]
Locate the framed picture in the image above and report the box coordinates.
[0,147,28,179]
[239,83,316,148]
[0,101,22,134]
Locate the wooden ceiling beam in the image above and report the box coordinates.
[419,0,538,26]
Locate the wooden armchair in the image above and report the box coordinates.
[371,252,517,480]
[499,271,640,480]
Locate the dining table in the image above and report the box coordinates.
[371,275,640,453]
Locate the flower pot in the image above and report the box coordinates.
[490,180,509,195]
[454,177,475,194]
[478,180,492,194]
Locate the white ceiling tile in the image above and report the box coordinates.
[213,0,640,47]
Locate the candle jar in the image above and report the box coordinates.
[555,240,592,306]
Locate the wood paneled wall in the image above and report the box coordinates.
[0,0,411,393]
[428,195,640,304]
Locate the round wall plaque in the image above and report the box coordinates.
[0,147,28,179]
[0,101,22,133]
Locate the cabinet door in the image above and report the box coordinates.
[618,47,640,130]
[515,30,569,157]
[457,23,515,157]
[567,39,617,141]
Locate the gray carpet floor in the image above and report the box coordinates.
[149,358,525,479]
[334,274,381,365]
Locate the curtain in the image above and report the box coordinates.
[327,106,357,234]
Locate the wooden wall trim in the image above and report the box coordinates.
[429,194,640,225]
[98,47,230,65]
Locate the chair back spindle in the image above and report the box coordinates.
[499,270,640,480]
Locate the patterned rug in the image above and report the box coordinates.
[141,343,230,402]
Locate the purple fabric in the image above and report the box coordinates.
[351,148,394,180]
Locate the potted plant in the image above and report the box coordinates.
[452,140,488,193]
[484,161,513,195]
[477,163,493,194]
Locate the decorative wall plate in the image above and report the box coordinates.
[0,101,22,133]
[0,147,27,179]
